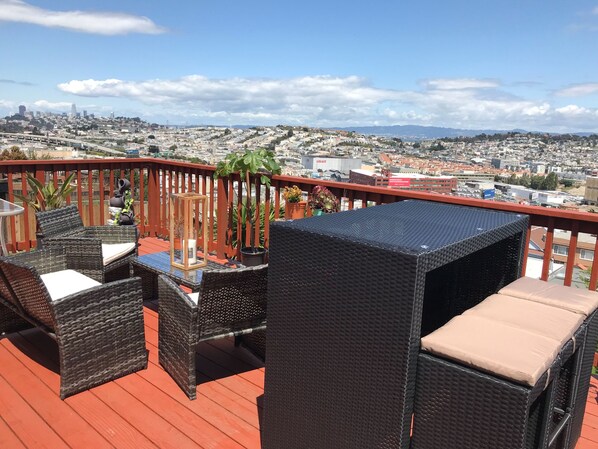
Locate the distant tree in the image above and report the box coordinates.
[169,144,177,152]
[560,179,574,188]
[543,172,558,190]
[530,175,544,190]
[428,142,446,151]
[0,145,28,160]
[519,173,531,188]
[508,174,518,185]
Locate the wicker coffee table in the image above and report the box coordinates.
[131,251,241,300]
[263,200,529,449]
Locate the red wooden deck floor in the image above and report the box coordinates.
[0,237,596,448]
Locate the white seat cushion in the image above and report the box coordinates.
[102,242,136,266]
[188,292,199,304]
[499,277,598,317]
[421,315,561,387]
[463,294,584,347]
[40,269,101,302]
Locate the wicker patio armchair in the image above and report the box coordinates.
[158,264,268,399]
[0,247,148,399]
[36,204,138,282]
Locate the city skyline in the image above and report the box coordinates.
[2,1,598,132]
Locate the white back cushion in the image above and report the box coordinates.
[102,242,136,266]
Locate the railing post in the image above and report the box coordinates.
[216,177,229,259]
[147,162,160,237]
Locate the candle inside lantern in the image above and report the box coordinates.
[188,239,197,263]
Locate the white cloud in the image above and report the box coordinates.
[555,82,598,97]
[422,78,499,90]
[55,74,598,131]
[0,0,166,35]
[31,100,73,111]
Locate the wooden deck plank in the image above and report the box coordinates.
[0,415,27,449]
[116,373,248,449]
[0,361,69,449]
[5,331,160,449]
[0,343,113,449]
[139,341,261,438]
[143,338,262,430]
[144,308,264,407]
[144,325,264,407]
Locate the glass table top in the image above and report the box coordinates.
[133,251,242,287]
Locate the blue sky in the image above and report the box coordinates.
[2,0,598,132]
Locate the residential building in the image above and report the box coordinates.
[301,155,362,172]
[585,176,598,205]
[349,169,457,194]
[551,229,595,270]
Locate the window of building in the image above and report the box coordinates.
[553,244,568,256]
[580,249,594,261]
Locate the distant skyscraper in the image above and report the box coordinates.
[71,103,77,117]
[18,105,26,116]
[83,110,87,118]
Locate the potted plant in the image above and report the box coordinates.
[214,148,281,265]
[14,172,76,248]
[15,172,75,212]
[282,185,306,220]
[308,185,340,215]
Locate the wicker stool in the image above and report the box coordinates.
[412,288,593,449]
[499,278,598,449]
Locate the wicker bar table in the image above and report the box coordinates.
[263,200,529,449]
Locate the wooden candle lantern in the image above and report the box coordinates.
[169,193,209,270]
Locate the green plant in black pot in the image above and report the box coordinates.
[214,148,281,265]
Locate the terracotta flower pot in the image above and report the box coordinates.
[286,201,307,220]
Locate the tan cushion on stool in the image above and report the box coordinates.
[463,294,584,347]
[421,315,561,387]
[499,277,598,317]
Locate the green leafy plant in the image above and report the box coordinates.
[214,148,281,250]
[14,173,75,212]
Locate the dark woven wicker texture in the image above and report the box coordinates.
[0,302,32,335]
[239,329,266,361]
[262,200,528,449]
[0,248,148,399]
[36,205,138,283]
[158,265,268,400]
[412,353,552,449]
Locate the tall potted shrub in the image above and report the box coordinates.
[215,148,281,265]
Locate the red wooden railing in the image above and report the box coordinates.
[1,158,597,290]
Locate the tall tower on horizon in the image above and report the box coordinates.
[70,103,77,118]
[18,105,26,116]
